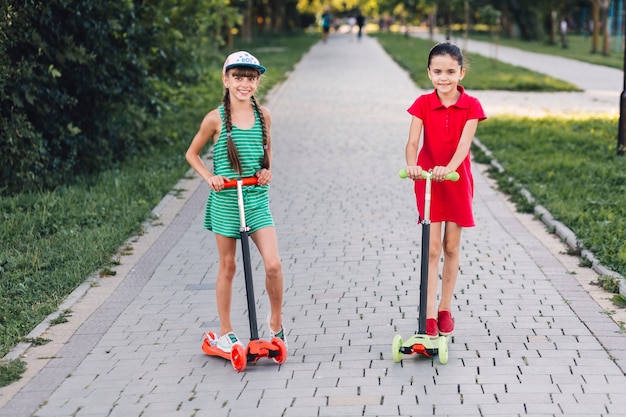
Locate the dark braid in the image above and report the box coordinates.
[251,95,270,170]
[223,90,242,174]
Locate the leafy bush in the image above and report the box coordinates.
[0,0,238,194]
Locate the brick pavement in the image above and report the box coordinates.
[1,32,625,417]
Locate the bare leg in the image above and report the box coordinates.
[426,222,443,319]
[438,222,462,312]
[251,226,284,332]
[215,235,238,336]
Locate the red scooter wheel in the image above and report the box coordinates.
[231,343,247,372]
[271,338,288,364]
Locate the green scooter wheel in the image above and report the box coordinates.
[438,336,448,364]
[392,334,403,363]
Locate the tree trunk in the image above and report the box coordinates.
[591,1,599,53]
[601,1,610,55]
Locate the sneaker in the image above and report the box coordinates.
[214,332,244,353]
[438,311,455,336]
[426,318,439,338]
[267,315,288,349]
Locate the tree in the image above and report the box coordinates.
[590,0,610,55]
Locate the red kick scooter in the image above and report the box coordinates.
[392,168,459,365]
[201,177,287,371]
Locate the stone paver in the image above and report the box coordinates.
[1,31,625,417]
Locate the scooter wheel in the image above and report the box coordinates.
[392,334,403,363]
[231,343,247,372]
[271,337,288,364]
[438,336,448,365]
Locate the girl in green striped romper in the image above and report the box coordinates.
[186,51,286,354]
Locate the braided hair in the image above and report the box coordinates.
[222,67,269,174]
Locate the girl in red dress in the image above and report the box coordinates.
[404,42,486,337]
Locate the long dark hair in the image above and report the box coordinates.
[222,67,270,174]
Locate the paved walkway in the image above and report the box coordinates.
[2,32,626,417]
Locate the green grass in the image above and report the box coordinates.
[373,32,580,91]
[0,32,319,364]
[466,32,624,70]
[474,115,626,277]
[0,359,26,388]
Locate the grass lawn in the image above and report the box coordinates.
[475,116,626,277]
[465,32,624,71]
[373,32,580,91]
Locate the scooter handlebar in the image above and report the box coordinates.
[222,177,259,188]
[398,168,460,182]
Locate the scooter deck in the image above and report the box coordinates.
[400,334,440,356]
[201,332,232,360]
[246,338,287,363]
[392,333,449,364]
[201,331,287,368]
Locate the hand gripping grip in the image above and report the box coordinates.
[398,168,460,181]
[222,177,259,188]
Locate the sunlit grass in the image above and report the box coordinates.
[372,32,580,91]
[475,115,626,276]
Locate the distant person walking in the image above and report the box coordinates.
[403,42,486,338]
[321,8,332,43]
[560,18,568,48]
[356,12,365,40]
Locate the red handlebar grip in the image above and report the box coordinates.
[222,177,259,188]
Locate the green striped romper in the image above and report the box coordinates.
[204,105,274,239]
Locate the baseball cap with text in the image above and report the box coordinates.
[222,51,266,75]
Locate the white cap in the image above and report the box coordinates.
[222,51,266,75]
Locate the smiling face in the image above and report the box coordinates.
[222,67,261,101]
[427,53,466,98]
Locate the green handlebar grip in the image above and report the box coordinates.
[398,168,460,181]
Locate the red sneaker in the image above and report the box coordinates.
[438,311,454,336]
[425,318,439,338]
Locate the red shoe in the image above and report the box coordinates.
[425,318,439,338]
[438,311,454,336]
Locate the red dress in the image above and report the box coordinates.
[407,86,486,227]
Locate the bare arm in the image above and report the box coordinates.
[256,105,273,185]
[404,116,424,179]
[185,109,223,189]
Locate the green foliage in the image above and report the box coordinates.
[372,33,579,91]
[0,0,239,195]
[476,115,626,277]
[592,275,622,294]
[1,1,152,191]
[0,359,26,387]
[612,294,626,309]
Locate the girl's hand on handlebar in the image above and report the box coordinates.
[432,165,452,182]
[405,165,423,180]
[256,168,272,186]
[207,175,229,191]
